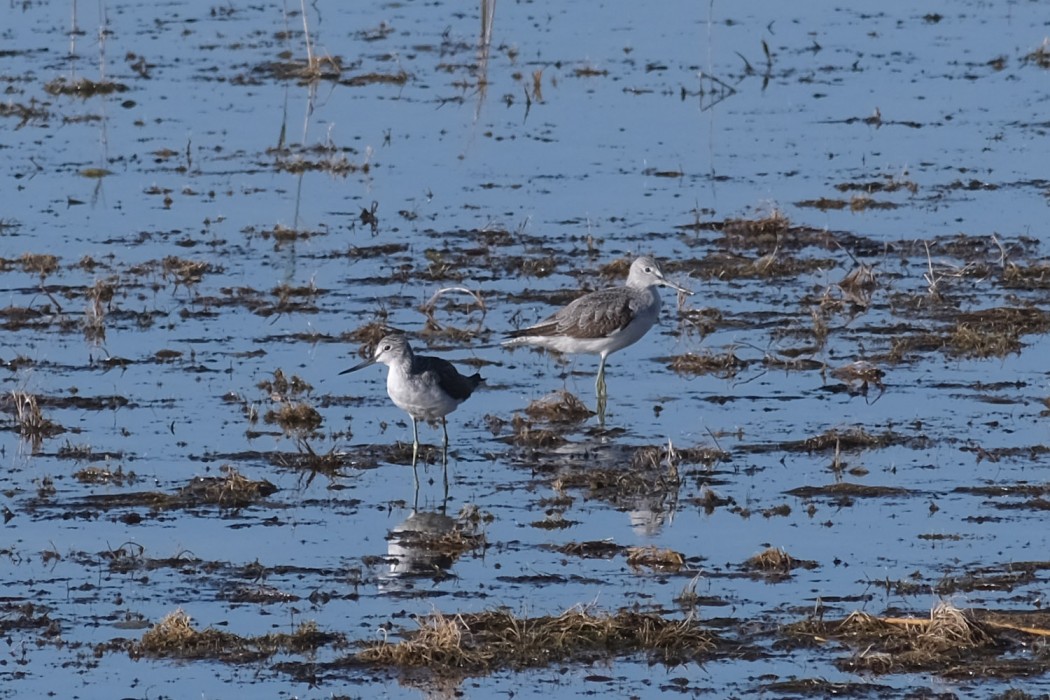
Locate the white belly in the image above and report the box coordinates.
[517,301,660,357]
[387,368,460,421]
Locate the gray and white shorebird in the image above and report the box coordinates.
[341,335,483,468]
[502,256,692,399]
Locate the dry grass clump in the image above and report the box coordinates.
[0,100,50,127]
[83,467,275,512]
[84,277,116,343]
[668,350,745,378]
[390,511,485,560]
[264,402,323,435]
[856,604,990,673]
[948,323,1021,359]
[73,463,135,486]
[786,602,1001,675]
[177,465,278,508]
[258,368,313,399]
[258,368,322,437]
[742,547,817,578]
[20,253,59,278]
[343,70,409,87]
[796,197,849,211]
[723,210,791,250]
[847,196,897,212]
[830,360,885,393]
[626,546,686,572]
[43,77,128,96]
[134,609,336,661]
[272,144,366,176]
[10,391,64,443]
[1003,262,1050,290]
[162,256,215,288]
[1023,38,1050,68]
[795,427,883,453]
[553,540,624,559]
[344,320,394,354]
[357,606,718,671]
[523,391,594,423]
[834,176,918,195]
[946,307,1050,359]
[509,415,566,449]
[837,263,878,307]
[785,482,908,499]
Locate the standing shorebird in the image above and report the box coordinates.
[502,256,691,407]
[341,335,483,479]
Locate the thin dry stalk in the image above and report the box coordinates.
[420,286,487,332]
[300,0,315,70]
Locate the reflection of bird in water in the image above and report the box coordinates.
[341,335,483,490]
[502,256,691,417]
[531,439,680,537]
[379,509,459,593]
[627,497,674,537]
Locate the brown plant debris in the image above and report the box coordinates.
[781,602,1047,676]
[345,320,393,355]
[796,197,850,211]
[272,146,366,176]
[0,99,50,126]
[790,426,886,453]
[132,609,338,662]
[43,77,129,96]
[626,545,686,572]
[1003,262,1050,290]
[343,70,409,87]
[947,307,1050,359]
[830,360,885,393]
[742,547,817,578]
[668,350,745,378]
[509,415,566,449]
[162,256,216,288]
[847,196,898,211]
[256,55,345,82]
[523,391,594,423]
[73,463,136,486]
[834,176,918,194]
[82,466,276,511]
[264,403,323,436]
[176,465,278,508]
[10,391,64,441]
[356,606,720,672]
[258,368,313,399]
[837,263,878,307]
[20,252,59,277]
[785,482,908,499]
[552,540,624,559]
[389,510,486,563]
[722,211,791,249]
[1023,38,1050,69]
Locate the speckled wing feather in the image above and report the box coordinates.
[509,288,638,340]
[418,357,484,401]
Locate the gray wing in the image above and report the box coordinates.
[510,288,639,339]
[419,357,483,401]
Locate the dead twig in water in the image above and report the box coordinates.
[421,286,487,334]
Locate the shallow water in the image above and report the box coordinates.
[2,0,1050,697]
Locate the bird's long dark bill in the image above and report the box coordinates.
[667,280,694,296]
[339,358,376,375]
